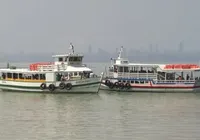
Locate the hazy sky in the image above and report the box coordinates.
[0,0,200,54]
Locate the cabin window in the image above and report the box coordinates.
[135,81,139,84]
[77,57,82,61]
[131,81,134,83]
[79,72,82,76]
[119,67,123,72]
[74,72,78,76]
[73,57,78,61]
[19,73,24,79]
[7,73,12,78]
[13,73,18,79]
[69,57,73,61]
[140,67,147,73]
[64,57,68,62]
[69,57,82,62]
[134,67,139,72]
[140,81,144,84]
[32,74,39,80]
[2,73,6,79]
[40,74,46,80]
[58,57,63,62]
[124,67,129,72]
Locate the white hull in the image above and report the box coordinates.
[0,78,101,93]
[100,84,200,93]
[0,84,100,93]
[100,79,200,93]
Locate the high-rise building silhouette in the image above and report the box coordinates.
[149,44,153,52]
[88,45,92,53]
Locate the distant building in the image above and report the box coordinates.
[149,44,153,52]
[88,45,92,53]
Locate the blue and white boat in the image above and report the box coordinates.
[101,46,200,93]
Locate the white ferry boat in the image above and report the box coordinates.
[0,44,103,93]
[101,46,200,93]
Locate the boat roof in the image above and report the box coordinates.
[112,46,200,72]
[113,63,164,67]
[0,68,44,73]
[113,62,200,71]
[52,53,84,58]
[0,65,92,73]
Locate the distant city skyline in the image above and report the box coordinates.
[0,0,200,54]
[0,46,200,64]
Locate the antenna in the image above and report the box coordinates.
[118,46,123,59]
[69,43,74,54]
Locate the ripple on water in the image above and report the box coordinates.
[0,92,200,140]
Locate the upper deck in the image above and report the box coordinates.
[106,46,200,81]
[110,46,200,72]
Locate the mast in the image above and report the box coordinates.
[69,43,74,54]
[118,46,123,59]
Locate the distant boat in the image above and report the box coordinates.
[100,46,200,93]
[0,43,103,93]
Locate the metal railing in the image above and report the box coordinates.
[106,72,157,79]
[155,80,196,83]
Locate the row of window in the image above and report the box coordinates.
[58,57,82,62]
[1,73,46,80]
[118,80,149,84]
[110,66,155,73]
[56,71,92,77]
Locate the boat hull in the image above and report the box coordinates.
[0,78,101,93]
[100,79,200,93]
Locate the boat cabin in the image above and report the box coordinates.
[0,69,46,82]
[52,54,84,66]
[107,46,200,83]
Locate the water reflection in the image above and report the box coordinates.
[0,91,200,140]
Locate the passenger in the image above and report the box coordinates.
[186,74,189,80]
[61,75,65,81]
[80,72,83,79]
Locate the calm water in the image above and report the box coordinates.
[0,62,200,140]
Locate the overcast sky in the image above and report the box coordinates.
[0,0,200,54]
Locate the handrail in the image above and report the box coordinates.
[155,80,196,83]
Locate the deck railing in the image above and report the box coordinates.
[155,80,196,83]
[106,72,157,79]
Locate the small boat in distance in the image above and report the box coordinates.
[0,43,103,93]
[101,46,200,93]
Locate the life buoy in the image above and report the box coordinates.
[59,82,65,89]
[40,83,46,90]
[49,84,56,92]
[125,83,131,89]
[65,83,72,90]
[109,82,114,89]
[114,82,119,88]
[105,80,110,86]
[119,82,124,89]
